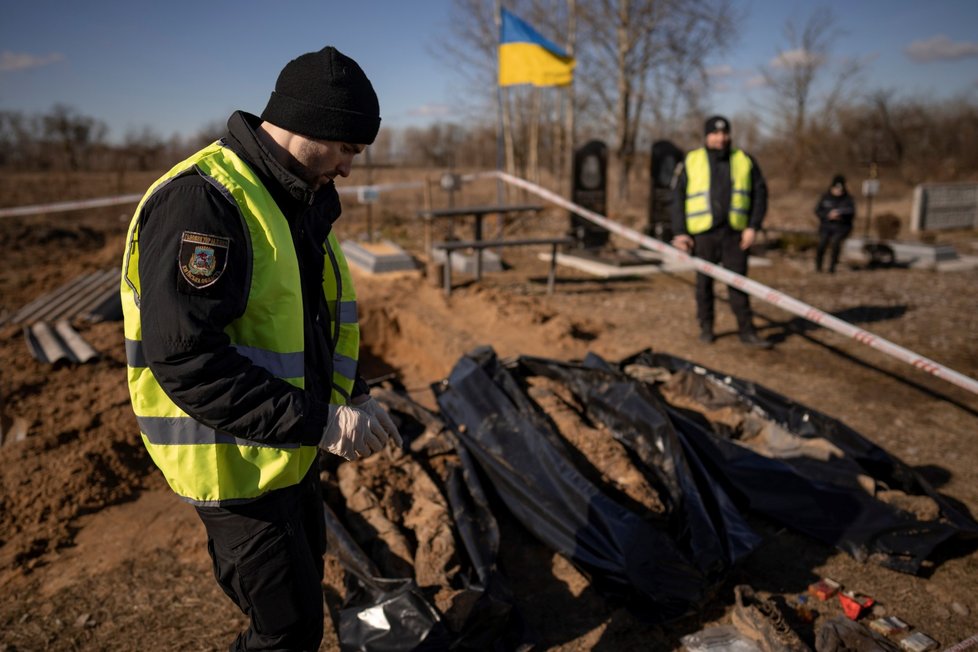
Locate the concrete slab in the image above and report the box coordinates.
[342,240,417,274]
[843,237,962,269]
[936,254,978,272]
[541,252,665,278]
[431,248,503,274]
[542,250,770,278]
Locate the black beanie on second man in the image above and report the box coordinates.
[704,115,731,135]
[261,46,381,145]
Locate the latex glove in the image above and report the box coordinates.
[353,396,403,449]
[671,234,693,253]
[319,405,386,461]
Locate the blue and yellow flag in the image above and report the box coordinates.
[498,8,574,87]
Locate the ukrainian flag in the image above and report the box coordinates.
[498,8,575,87]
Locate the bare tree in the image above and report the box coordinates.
[42,103,108,171]
[832,92,978,184]
[759,7,862,187]
[0,110,42,168]
[576,0,736,203]
[401,123,468,167]
[122,127,167,171]
[562,0,578,195]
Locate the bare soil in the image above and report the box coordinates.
[1,169,977,650]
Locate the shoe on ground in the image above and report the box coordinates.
[699,329,716,344]
[740,332,773,349]
[731,585,810,652]
[816,616,899,652]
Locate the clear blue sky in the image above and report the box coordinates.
[2,0,977,143]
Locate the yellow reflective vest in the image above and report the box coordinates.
[683,147,753,234]
[121,142,360,506]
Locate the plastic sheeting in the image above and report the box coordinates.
[323,501,451,651]
[322,392,522,651]
[327,346,978,646]
[620,349,978,574]
[433,347,762,623]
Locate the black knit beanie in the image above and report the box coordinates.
[704,115,731,135]
[261,46,381,144]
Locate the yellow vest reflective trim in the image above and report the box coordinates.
[121,141,341,506]
[683,147,753,234]
[322,232,360,403]
[125,339,304,385]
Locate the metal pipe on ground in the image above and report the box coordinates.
[54,320,99,363]
[28,322,69,365]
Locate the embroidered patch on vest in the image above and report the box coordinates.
[179,231,229,288]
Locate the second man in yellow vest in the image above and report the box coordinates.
[671,115,773,349]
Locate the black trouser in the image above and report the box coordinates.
[816,223,852,272]
[196,461,326,652]
[692,227,753,333]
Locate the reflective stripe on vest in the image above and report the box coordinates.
[121,141,357,506]
[322,232,360,403]
[683,147,753,234]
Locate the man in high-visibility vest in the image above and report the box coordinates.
[121,46,402,650]
[670,115,773,349]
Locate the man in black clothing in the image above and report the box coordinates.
[122,46,401,650]
[671,116,772,349]
[814,174,856,273]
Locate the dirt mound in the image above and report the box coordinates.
[3,176,978,649]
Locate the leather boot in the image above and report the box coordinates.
[740,330,772,349]
[699,323,715,344]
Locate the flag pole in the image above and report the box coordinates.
[564,0,576,198]
[494,0,505,205]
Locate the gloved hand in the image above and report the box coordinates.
[319,405,386,461]
[353,396,403,449]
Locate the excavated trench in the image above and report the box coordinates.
[4,259,974,649]
[320,293,671,647]
[319,291,970,649]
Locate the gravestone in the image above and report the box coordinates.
[647,140,683,241]
[911,183,978,231]
[569,140,609,250]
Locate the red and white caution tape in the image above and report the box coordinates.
[488,170,978,397]
[6,171,975,396]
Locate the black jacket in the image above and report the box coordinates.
[670,147,768,237]
[814,191,855,227]
[136,111,364,448]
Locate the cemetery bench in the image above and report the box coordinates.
[432,236,575,297]
[417,204,545,278]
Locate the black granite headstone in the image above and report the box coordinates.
[569,140,610,250]
[647,140,683,241]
